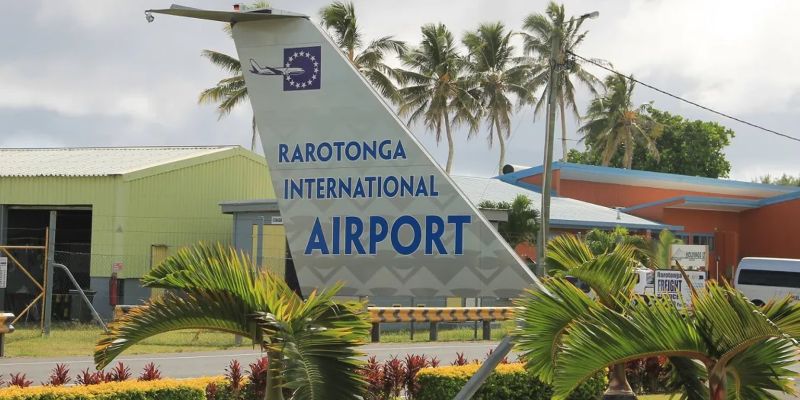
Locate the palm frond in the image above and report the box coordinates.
[514,278,600,383]
[545,234,594,273]
[552,295,709,399]
[725,338,797,399]
[95,290,257,369]
[200,50,242,73]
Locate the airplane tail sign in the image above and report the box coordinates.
[148,5,539,297]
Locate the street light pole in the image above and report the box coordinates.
[537,11,598,275]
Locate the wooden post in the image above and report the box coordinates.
[429,322,438,341]
[371,322,380,343]
[482,320,491,340]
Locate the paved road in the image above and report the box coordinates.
[0,341,508,384]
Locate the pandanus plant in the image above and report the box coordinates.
[94,242,370,400]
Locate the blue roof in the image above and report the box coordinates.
[501,162,800,199]
[452,175,672,231]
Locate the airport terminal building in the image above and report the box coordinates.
[501,162,800,280]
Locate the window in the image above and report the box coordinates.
[692,234,715,251]
[738,269,800,289]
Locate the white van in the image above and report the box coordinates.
[734,257,800,306]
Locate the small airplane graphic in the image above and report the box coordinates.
[249,59,305,76]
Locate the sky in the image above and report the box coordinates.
[1,1,798,181]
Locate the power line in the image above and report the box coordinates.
[569,51,800,144]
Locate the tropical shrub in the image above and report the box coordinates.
[42,364,70,387]
[415,363,606,400]
[8,374,32,388]
[138,363,162,381]
[0,377,219,400]
[94,242,370,400]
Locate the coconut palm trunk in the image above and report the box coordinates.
[708,367,726,400]
[444,114,454,173]
[495,119,506,174]
[251,115,258,151]
[560,97,568,161]
[605,363,636,399]
[266,356,285,400]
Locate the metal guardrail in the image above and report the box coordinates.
[113,304,516,343]
[0,312,15,357]
[368,306,515,342]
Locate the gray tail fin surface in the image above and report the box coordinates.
[148,6,540,297]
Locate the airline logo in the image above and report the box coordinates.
[248,46,321,91]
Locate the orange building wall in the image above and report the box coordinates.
[660,208,742,279]
[516,171,800,278]
[739,198,800,260]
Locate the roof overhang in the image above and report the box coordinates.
[550,219,682,232]
[503,162,800,199]
[220,199,279,214]
[624,195,769,214]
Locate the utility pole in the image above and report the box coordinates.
[537,11,599,274]
[537,29,561,274]
[43,211,56,336]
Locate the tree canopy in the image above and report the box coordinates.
[478,194,539,247]
[756,173,800,186]
[570,105,734,178]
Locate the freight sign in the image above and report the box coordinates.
[655,270,706,307]
[670,244,708,270]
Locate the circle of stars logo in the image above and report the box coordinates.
[285,50,320,89]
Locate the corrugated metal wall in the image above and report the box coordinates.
[0,149,274,279]
[110,152,273,278]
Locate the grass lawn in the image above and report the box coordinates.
[6,321,514,358]
[6,323,251,358]
[640,395,674,400]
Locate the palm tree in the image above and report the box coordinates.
[319,1,406,102]
[517,234,800,400]
[522,280,800,400]
[199,50,258,150]
[395,24,478,173]
[199,2,269,152]
[521,2,605,161]
[463,22,534,174]
[94,243,369,400]
[582,226,648,259]
[579,74,662,168]
[525,234,641,399]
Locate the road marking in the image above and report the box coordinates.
[362,343,496,352]
[0,343,499,367]
[0,352,265,367]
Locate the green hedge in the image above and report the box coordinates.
[0,377,217,400]
[415,363,607,400]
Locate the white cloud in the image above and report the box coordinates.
[592,0,800,115]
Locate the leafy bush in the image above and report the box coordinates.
[8,374,32,388]
[138,363,162,381]
[109,362,132,382]
[0,377,219,400]
[43,364,70,386]
[415,363,607,400]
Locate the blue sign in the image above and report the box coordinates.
[247,46,321,91]
[283,46,321,91]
